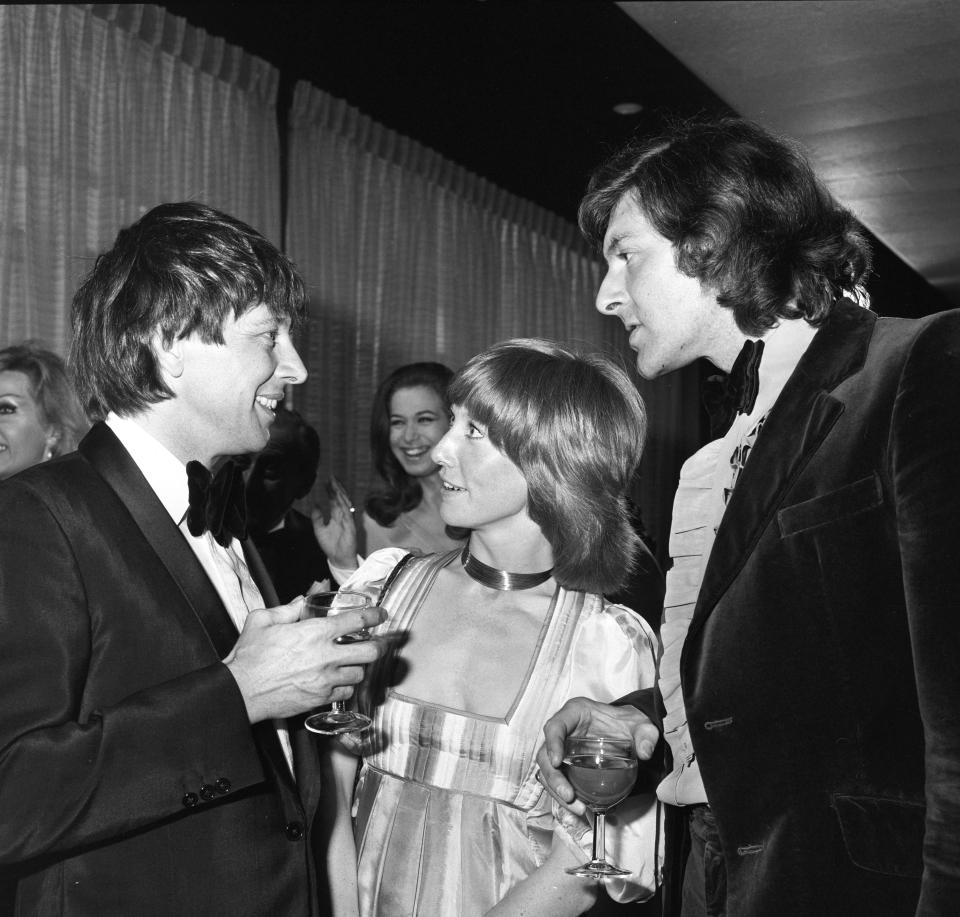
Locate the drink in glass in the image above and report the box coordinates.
[302,591,373,735]
[562,736,638,878]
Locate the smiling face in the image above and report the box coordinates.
[388,385,450,479]
[595,196,740,378]
[0,370,57,480]
[431,404,529,533]
[161,303,307,466]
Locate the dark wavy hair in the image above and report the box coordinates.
[0,341,89,456]
[365,361,456,528]
[579,115,872,335]
[70,202,305,419]
[448,339,646,594]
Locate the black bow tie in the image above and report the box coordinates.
[701,338,765,439]
[185,459,248,548]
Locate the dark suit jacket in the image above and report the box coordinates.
[251,509,335,604]
[633,303,960,917]
[0,423,324,916]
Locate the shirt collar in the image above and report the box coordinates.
[105,412,189,524]
[744,317,819,424]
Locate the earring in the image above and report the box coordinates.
[43,431,60,462]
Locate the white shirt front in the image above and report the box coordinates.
[105,412,294,774]
[657,318,818,806]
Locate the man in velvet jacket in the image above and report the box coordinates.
[537,117,960,916]
[0,202,383,916]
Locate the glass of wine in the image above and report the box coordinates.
[302,591,373,736]
[562,736,638,878]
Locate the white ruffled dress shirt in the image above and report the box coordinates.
[657,318,817,806]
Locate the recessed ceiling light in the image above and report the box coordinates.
[613,102,644,116]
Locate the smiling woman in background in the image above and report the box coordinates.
[0,341,88,481]
[361,361,468,554]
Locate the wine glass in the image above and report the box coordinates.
[562,736,638,878]
[302,591,373,736]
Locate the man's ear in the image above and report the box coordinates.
[153,330,185,381]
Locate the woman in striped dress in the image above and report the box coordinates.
[321,339,661,917]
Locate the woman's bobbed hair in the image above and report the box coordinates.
[365,361,455,528]
[579,115,872,335]
[449,338,646,594]
[0,341,89,456]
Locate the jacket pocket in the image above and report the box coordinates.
[832,794,924,877]
[778,473,882,537]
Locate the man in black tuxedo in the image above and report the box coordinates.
[538,117,960,916]
[0,202,383,916]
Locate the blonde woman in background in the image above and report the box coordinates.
[0,342,88,481]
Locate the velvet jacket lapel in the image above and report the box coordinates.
[688,303,877,642]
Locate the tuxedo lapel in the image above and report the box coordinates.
[689,303,876,640]
[243,538,280,606]
[242,538,321,807]
[288,716,322,813]
[79,422,240,657]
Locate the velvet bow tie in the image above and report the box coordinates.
[701,338,765,439]
[185,459,248,548]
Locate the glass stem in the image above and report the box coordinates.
[593,809,606,865]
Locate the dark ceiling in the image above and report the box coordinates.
[161,0,950,318]
[162,0,730,218]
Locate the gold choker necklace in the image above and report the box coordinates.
[460,546,553,591]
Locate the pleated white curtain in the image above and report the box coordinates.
[0,3,282,356]
[285,82,701,553]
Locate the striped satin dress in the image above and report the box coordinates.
[340,548,659,917]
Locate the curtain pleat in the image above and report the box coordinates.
[0,3,282,356]
[285,83,701,556]
[0,8,700,559]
